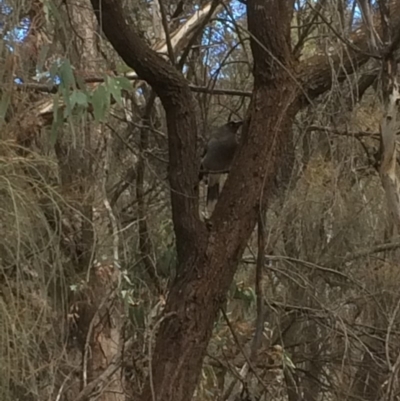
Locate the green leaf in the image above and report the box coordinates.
[106,76,123,106]
[70,90,88,108]
[53,93,60,121]
[76,75,88,93]
[59,59,76,89]
[115,77,133,91]
[104,83,111,110]
[91,84,108,122]
[283,351,296,370]
[62,87,73,119]
[233,286,256,308]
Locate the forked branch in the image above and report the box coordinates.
[90,0,205,260]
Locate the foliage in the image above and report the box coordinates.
[0,0,400,401]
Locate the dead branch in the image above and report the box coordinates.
[299,0,400,101]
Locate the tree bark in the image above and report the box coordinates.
[378,1,400,235]
[88,1,400,401]
[380,83,400,234]
[59,3,126,400]
[91,0,205,266]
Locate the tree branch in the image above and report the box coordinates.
[90,0,205,261]
[18,80,253,97]
[299,0,400,102]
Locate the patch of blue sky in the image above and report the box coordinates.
[0,2,60,85]
[4,0,372,86]
[294,1,363,29]
[200,0,245,77]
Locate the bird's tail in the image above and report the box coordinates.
[207,174,220,209]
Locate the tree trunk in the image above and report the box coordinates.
[88,1,400,401]
[58,2,126,400]
[89,1,298,400]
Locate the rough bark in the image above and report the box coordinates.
[124,0,223,75]
[90,0,204,266]
[89,1,298,400]
[60,3,126,401]
[378,1,400,235]
[88,1,400,401]
[380,83,400,234]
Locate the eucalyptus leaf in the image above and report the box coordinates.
[107,76,123,106]
[115,76,133,91]
[91,84,108,122]
[62,87,73,119]
[59,59,76,89]
[70,90,88,108]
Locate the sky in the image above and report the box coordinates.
[1,0,366,84]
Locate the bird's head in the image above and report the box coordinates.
[226,120,243,132]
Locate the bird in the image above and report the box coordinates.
[199,120,243,209]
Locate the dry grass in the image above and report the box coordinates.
[0,140,75,401]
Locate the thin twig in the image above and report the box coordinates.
[220,308,271,401]
[18,80,253,97]
[103,131,120,270]
[135,90,162,293]
[82,288,117,388]
[307,0,381,60]
[178,0,221,70]
[250,209,266,359]
[158,0,175,64]
[293,0,327,58]
[76,337,133,401]
[307,125,380,139]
